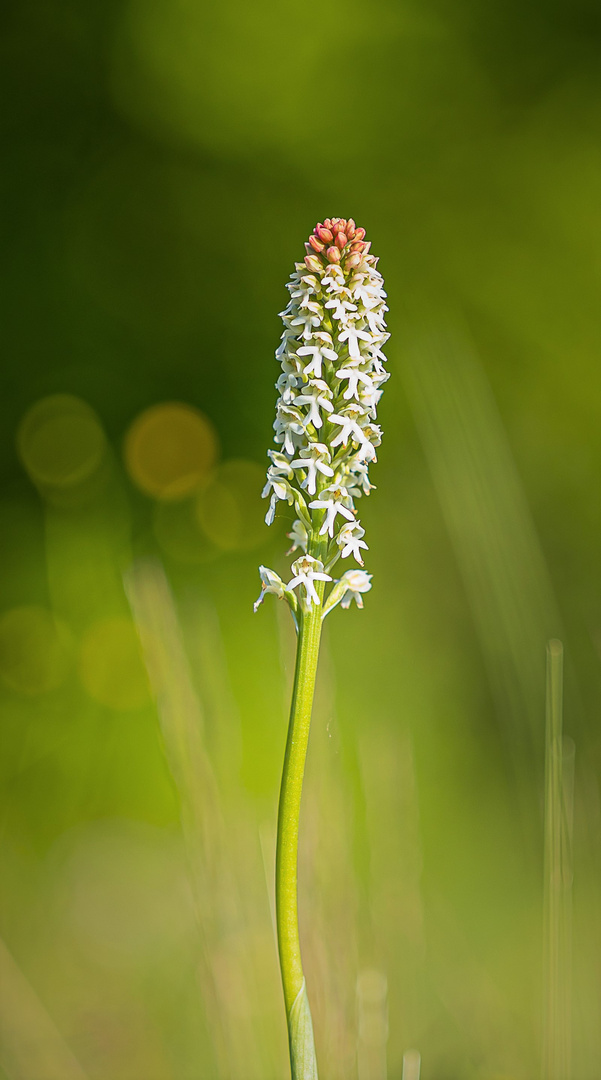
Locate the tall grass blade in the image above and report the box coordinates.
[402,1048,421,1080]
[542,639,573,1080]
[125,558,271,1080]
[357,969,388,1080]
[402,323,563,796]
[0,936,89,1080]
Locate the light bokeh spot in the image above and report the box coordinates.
[124,402,218,500]
[195,459,266,551]
[0,606,72,695]
[79,616,151,710]
[17,395,106,489]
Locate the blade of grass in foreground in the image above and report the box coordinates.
[0,936,89,1080]
[125,558,275,1080]
[402,323,563,807]
[542,640,573,1080]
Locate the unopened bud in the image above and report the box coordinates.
[308,235,325,253]
[335,232,348,249]
[350,241,366,253]
[345,252,362,269]
[354,227,366,241]
[346,218,356,238]
[316,225,333,243]
[326,246,341,263]
[324,218,332,229]
[304,254,323,272]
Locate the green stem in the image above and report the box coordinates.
[276,583,324,1078]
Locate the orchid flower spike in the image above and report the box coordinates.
[255,217,389,622]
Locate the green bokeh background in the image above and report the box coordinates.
[1,1,600,1077]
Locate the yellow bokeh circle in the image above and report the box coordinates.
[17,395,106,488]
[195,459,267,551]
[0,606,72,695]
[124,402,218,500]
[79,617,151,711]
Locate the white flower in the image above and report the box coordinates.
[262,471,295,524]
[261,472,292,502]
[296,340,338,379]
[336,366,375,401]
[253,566,286,612]
[325,294,357,321]
[273,404,307,455]
[287,555,331,607]
[309,484,356,537]
[329,404,371,449]
[336,522,368,564]
[338,322,373,359]
[290,442,334,496]
[289,275,320,307]
[363,341,388,366]
[364,306,388,334]
[288,304,323,339]
[266,450,294,477]
[294,379,334,428]
[276,327,300,360]
[359,420,382,442]
[350,277,386,309]
[344,460,374,497]
[286,519,309,555]
[339,569,373,609]
[322,264,346,293]
[276,371,303,403]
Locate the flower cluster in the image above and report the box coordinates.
[255,217,389,619]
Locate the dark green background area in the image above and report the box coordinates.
[1,2,600,1078]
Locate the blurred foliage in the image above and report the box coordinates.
[1,0,600,1077]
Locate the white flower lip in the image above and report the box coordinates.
[255,217,388,617]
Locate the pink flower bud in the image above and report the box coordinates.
[346,219,356,239]
[354,227,366,242]
[308,235,325,253]
[345,252,362,269]
[304,254,323,272]
[316,225,333,243]
[326,246,341,263]
[350,241,366,253]
[335,232,348,250]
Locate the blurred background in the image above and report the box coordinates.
[1,1,600,1077]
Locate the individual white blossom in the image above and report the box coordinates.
[296,340,337,379]
[338,322,373,359]
[253,567,286,612]
[325,295,357,321]
[329,405,371,450]
[290,443,334,496]
[256,217,389,620]
[336,522,368,564]
[339,569,373,609]
[287,555,332,608]
[309,485,356,538]
[293,380,334,428]
[286,519,309,555]
[336,366,375,401]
